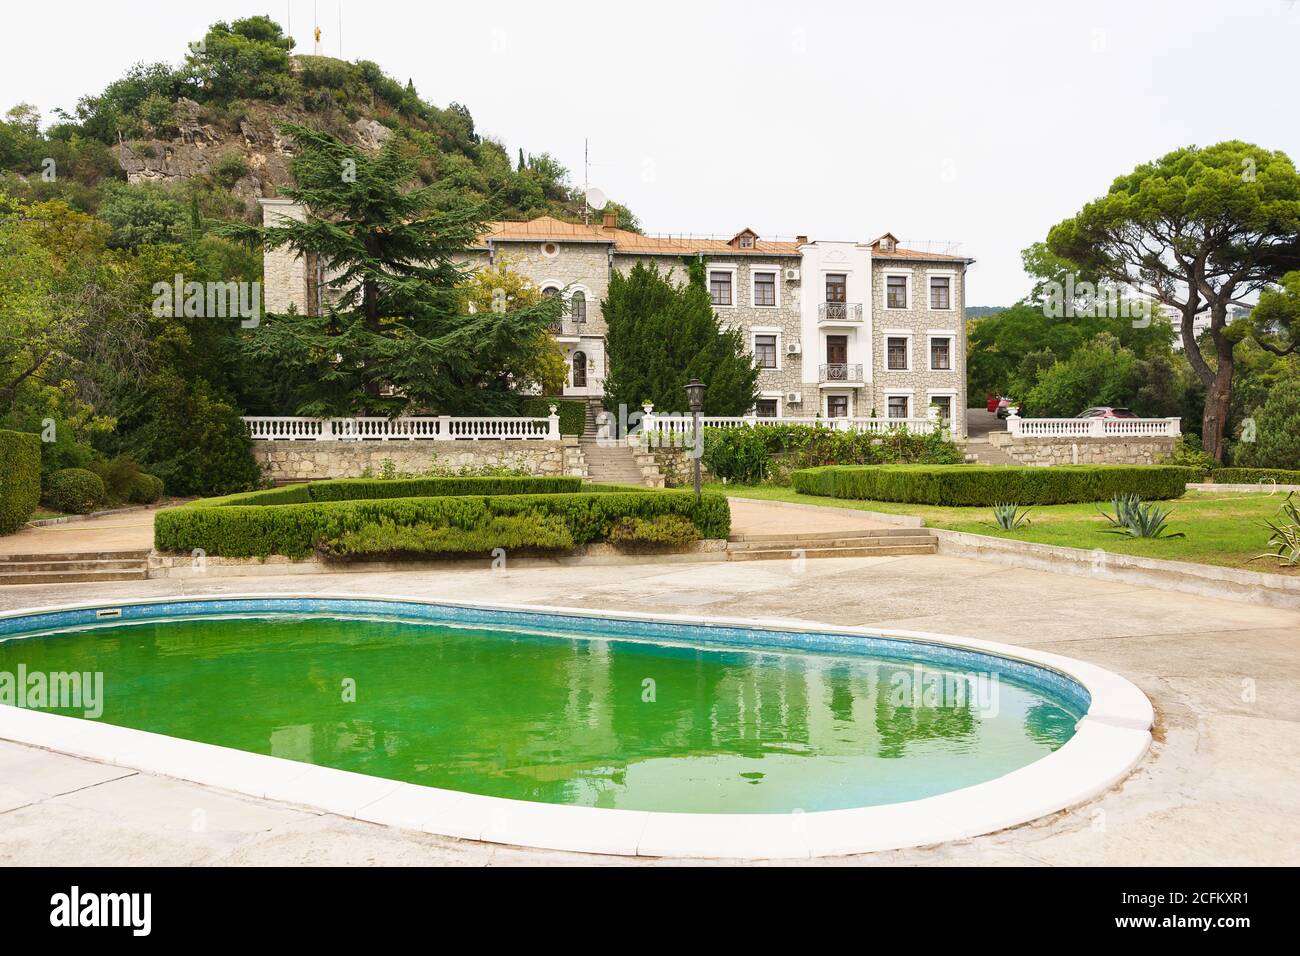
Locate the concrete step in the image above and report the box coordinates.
[728,528,926,543]
[726,534,936,552]
[0,568,150,586]
[0,558,149,573]
[726,542,937,561]
[0,549,151,563]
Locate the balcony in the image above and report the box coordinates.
[819,363,863,384]
[546,319,586,340]
[818,302,863,324]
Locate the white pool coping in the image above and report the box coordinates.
[0,593,1154,860]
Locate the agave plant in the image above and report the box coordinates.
[989,502,1032,530]
[1101,497,1185,539]
[1257,492,1300,566]
[1099,493,1143,528]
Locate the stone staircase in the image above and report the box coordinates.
[725,527,937,561]
[0,549,151,586]
[579,437,664,487]
[959,437,1019,465]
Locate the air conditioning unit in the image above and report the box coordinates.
[785,341,802,355]
[785,391,802,404]
[783,268,801,282]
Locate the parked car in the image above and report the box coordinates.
[994,397,1017,419]
[1075,406,1138,419]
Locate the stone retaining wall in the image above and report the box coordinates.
[251,440,567,483]
[988,433,1175,466]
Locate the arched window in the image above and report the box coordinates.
[571,290,586,323]
[542,286,560,298]
[572,351,587,388]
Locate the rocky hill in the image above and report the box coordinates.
[0,16,637,229]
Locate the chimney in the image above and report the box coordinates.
[602,212,617,229]
[795,235,808,246]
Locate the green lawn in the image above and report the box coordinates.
[713,483,1298,575]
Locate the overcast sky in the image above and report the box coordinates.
[4,0,1298,303]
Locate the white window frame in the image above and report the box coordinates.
[540,241,560,259]
[883,268,913,311]
[926,388,958,421]
[927,270,956,312]
[750,268,781,308]
[708,264,738,309]
[883,328,914,372]
[926,330,954,371]
[884,391,913,420]
[824,391,854,418]
[750,327,782,371]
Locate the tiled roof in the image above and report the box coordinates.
[478,216,970,262]
[872,247,973,263]
[478,216,801,256]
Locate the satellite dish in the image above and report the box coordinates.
[585,187,608,210]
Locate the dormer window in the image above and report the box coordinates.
[730,228,759,250]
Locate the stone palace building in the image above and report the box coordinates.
[260,200,974,434]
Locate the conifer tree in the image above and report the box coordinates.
[228,124,561,416]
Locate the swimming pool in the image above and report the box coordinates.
[0,595,1153,857]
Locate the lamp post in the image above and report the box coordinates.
[685,378,706,499]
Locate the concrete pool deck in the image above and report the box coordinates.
[1,554,1297,865]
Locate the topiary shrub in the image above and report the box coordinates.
[44,468,107,515]
[0,429,41,534]
[126,472,165,504]
[791,464,1199,506]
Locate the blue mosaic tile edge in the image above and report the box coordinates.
[0,597,1091,714]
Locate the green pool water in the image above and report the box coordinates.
[0,614,1084,812]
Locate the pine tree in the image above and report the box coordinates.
[226,124,561,416]
[603,260,758,415]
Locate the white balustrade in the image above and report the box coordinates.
[1005,414,1180,439]
[242,414,560,441]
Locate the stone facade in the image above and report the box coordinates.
[616,253,804,411]
[868,257,967,432]
[251,440,567,482]
[988,433,1177,466]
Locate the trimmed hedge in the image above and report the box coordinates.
[155,487,730,559]
[44,468,106,515]
[791,464,1200,506]
[200,476,584,508]
[1212,467,1300,485]
[520,397,587,436]
[0,429,41,534]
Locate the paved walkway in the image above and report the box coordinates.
[726,497,896,536]
[1,552,1296,866]
[0,508,158,556]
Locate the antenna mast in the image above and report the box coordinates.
[583,138,590,225]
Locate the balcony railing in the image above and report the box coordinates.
[818,302,863,323]
[819,363,863,382]
[546,319,587,336]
